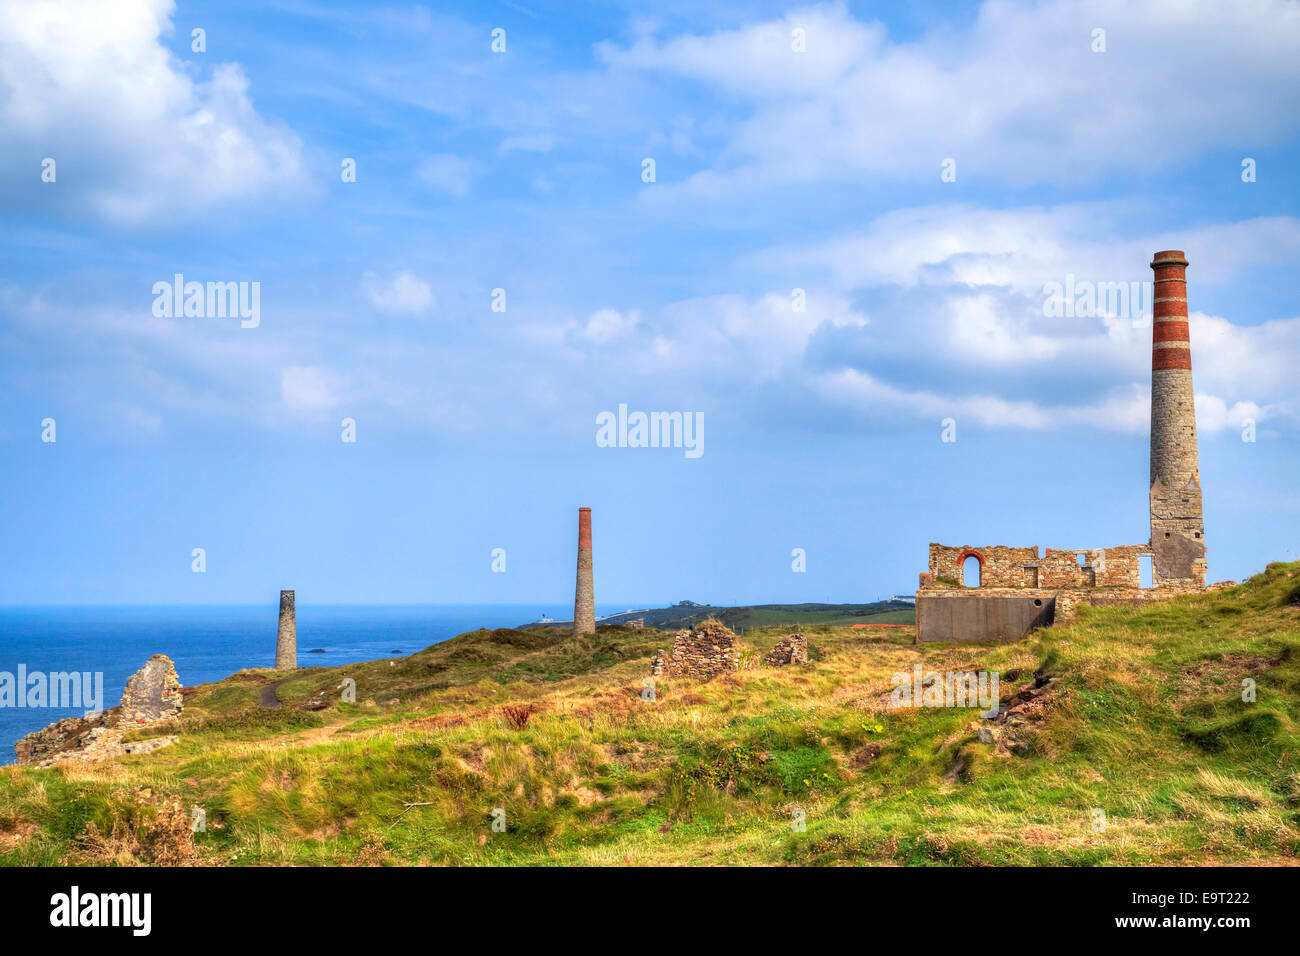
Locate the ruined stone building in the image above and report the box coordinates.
[917,251,1208,643]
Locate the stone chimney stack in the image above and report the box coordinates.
[1149,251,1206,588]
[573,508,595,634]
[275,590,297,669]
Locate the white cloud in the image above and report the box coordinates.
[0,0,309,224]
[280,366,342,414]
[601,1,1300,199]
[362,271,435,314]
[1196,394,1264,433]
[576,308,640,344]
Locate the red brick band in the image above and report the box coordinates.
[1153,320,1190,342]
[1153,348,1193,370]
[578,508,592,549]
[1150,251,1192,371]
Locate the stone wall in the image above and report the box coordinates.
[651,620,738,681]
[119,654,183,724]
[918,538,1211,642]
[925,543,1155,591]
[15,655,183,767]
[765,633,808,666]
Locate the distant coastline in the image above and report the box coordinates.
[521,598,916,632]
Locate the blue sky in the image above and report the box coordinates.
[1,0,1298,606]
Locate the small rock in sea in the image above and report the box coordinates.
[308,648,327,654]
[391,649,402,653]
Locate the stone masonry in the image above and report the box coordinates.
[924,544,1151,590]
[15,655,184,767]
[119,653,183,724]
[573,507,596,635]
[765,632,809,666]
[651,620,738,680]
[275,589,297,670]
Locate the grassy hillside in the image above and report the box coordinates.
[1,563,1298,866]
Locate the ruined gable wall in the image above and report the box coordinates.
[928,544,1038,588]
[926,543,1148,590]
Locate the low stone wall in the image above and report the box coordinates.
[651,620,738,681]
[765,633,809,666]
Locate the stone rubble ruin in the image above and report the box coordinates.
[14,654,184,767]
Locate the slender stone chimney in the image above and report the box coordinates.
[573,508,595,634]
[1149,251,1206,588]
[275,590,297,669]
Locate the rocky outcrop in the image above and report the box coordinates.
[977,673,1057,755]
[14,655,183,767]
[651,619,737,681]
[765,633,808,666]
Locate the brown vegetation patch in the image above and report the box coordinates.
[501,704,534,729]
[850,743,882,768]
[75,791,201,866]
[1182,654,1280,677]
[0,822,37,849]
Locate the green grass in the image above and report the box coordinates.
[1,565,1298,866]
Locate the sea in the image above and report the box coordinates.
[0,602,624,763]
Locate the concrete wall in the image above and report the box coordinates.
[917,591,1056,643]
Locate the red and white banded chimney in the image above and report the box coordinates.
[1148,251,1206,588]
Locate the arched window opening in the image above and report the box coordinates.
[962,554,982,588]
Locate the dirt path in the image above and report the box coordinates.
[259,680,286,710]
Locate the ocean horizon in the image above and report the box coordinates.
[0,602,625,763]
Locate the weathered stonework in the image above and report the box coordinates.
[765,633,809,666]
[275,589,297,670]
[573,508,596,635]
[651,620,738,681]
[119,654,183,724]
[15,655,184,767]
[925,543,1152,591]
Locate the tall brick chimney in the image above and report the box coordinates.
[1149,251,1206,588]
[275,590,297,669]
[573,508,595,634]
